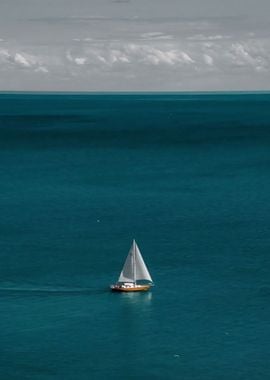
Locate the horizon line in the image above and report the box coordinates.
[0,90,270,95]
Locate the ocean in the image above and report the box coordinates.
[0,93,270,379]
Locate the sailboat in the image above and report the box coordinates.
[110,239,153,292]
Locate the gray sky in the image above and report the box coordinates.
[0,0,269,91]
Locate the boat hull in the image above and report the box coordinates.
[111,284,151,292]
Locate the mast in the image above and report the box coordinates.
[133,239,136,285]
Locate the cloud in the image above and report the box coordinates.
[230,43,258,65]
[140,32,174,41]
[0,48,10,62]
[1,38,270,75]
[92,43,195,66]
[224,42,269,71]
[0,48,49,74]
[74,57,87,65]
[188,34,231,41]
[203,54,214,66]
[14,53,34,67]
[0,32,270,90]
[35,66,49,73]
[7,38,270,75]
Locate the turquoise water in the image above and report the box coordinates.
[0,93,270,379]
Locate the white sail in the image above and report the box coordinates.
[134,242,153,282]
[118,246,134,283]
[118,240,153,283]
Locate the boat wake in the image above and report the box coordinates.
[0,285,107,296]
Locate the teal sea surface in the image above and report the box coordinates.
[0,93,270,379]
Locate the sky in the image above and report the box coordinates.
[0,0,269,91]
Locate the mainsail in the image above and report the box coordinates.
[118,240,153,284]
